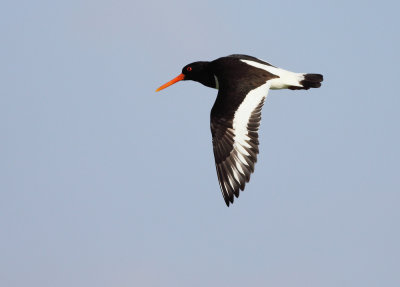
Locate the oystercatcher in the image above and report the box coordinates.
[156,54,323,206]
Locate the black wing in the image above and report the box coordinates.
[210,83,271,206]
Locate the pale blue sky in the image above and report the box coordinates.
[1,0,399,286]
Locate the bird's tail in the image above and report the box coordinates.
[288,73,323,90]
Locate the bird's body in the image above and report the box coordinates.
[156,54,323,206]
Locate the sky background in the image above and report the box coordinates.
[1,0,399,286]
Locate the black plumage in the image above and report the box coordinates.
[156,54,323,206]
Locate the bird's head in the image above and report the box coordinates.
[156,61,215,92]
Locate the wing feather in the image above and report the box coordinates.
[211,82,270,206]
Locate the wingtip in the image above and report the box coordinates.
[223,193,234,207]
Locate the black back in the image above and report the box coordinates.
[210,56,277,119]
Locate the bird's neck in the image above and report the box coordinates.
[198,73,218,89]
[193,62,218,89]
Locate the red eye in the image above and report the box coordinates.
[187,66,192,72]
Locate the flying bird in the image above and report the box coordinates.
[156,54,323,206]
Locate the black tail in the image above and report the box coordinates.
[300,73,323,89]
[288,73,323,90]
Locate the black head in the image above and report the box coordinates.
[181,61,216,88]
[181,62,210,80]
[156,61,216,92]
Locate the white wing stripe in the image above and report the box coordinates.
[236,151,249,166]
[241,59,304,90]
[236,139,252,149]
[235,161,245,175]
[231,166,241,182]
[227,173,235,189]
[235,142,250,156]
[232,82,270,149]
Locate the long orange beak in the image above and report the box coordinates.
[156,73,185,92]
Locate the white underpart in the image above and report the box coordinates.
[232,82,270,160]
[241,59,305,90]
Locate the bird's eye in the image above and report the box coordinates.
[186,66,192,72]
